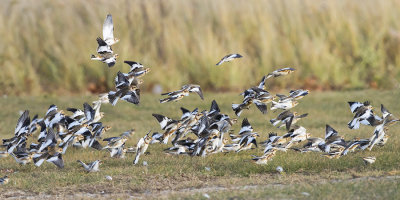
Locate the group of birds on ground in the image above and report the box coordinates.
[1,14,399,184]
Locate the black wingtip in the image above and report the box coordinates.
[152,114,165,123]
[242,118,251,127]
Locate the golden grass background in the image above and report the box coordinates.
[1,0,400,95]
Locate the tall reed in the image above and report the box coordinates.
[1,0,400,95]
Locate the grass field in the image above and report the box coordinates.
[2,0,400,95]
[0,90,400,199]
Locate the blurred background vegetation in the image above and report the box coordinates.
[1,0,400,95]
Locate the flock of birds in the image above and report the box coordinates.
[1,14,399,185]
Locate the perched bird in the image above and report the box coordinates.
[362,156,376,165]
[266,67,295,79]
[160,84,204,103]
[77,160,101,172]
[0,175,9,185]
[133,131,152,165]
[216,54,243,66]
[102,14,119,46]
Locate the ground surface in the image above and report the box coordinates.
[0,90,399,199]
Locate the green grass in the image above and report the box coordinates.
[2,0,400,95]
[0,90,400,198]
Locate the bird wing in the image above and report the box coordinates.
[96,37,112,54]
[216,55,228,65]
[15,110,30,136]
[348,102,364,113]
[325,124,338,139]
[103,14,114,42]
[190,86,204,100]
[239,118,253,135]
[47,153,64,168]
[124,61,144,71]
[152,114,171,130]
[83,103,95,122]
[121,90,140,105]
[258,76,267,89]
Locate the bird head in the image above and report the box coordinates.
[114,54,119,58]
[114,38,120,43]
[104,125,112,131]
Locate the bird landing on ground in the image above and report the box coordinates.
[77,160,101,172]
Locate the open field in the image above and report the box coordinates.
[2,0,400,95]
[0,90,400,199]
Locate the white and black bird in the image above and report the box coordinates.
[270,110,308,130]
[108,72,140,106]
[216,54,243,66]
[77,160,101,172]
[91,53,118,67]
[133,131,152,165]
[266,67,295,79]
[160,84,204,103]
[347,101,378,129]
